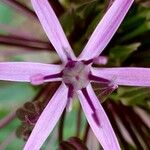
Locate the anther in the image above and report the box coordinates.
[30,72,63,85]
[82,59,93,65]
[66,84,74,112]
[89,73,110,83]
[43,72,63,80]
[63,47,74,61]
[30,74,44,85]
[93,56,108,65]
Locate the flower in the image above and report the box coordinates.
[0,0,149,149]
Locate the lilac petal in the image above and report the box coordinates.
[24,83,68,150]
[0,62,62,82]
[93,56,108,65]
[91,67,150,87]
[79,0,134,60]
[77,84,120,150]
[31,0,76,62]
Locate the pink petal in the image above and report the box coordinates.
[93,56,108,65]
[31,0,76,62]
[79,0,134,60]
[0,62,62,82]
[24,83,68,150]
[77,84,120,150]
[91,67,150,87]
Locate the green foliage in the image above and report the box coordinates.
[0,4,13,24]
[0,110,24,149]
[109,43,141,66]
[0,82,39,107]
[118,87,150,106]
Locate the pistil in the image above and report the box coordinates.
[62,61,90,91]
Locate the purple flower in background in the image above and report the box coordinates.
[0,0,150,149]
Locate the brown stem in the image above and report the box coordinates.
[111,101,143,149]
[104,102,130,149]
[42,82,61,106]
[134,107,150,132]
[32,84,50,102]
[120,104,150,149]
[0,35,51,44]
[0,111,16,129]
[0,35,53,51]
[32,82,61,106]
[1,0,65,19]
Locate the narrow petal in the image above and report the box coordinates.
[31,0,76,62]
[93,56,108,65]
[77,84,120,150]
[0,62,62,82]
[24,83,68,150]
[79,0,134,60]
[91,67,150,87]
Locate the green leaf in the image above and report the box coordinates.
[0,4,13,24]
[120,22,150,42]
[118,87,150,106]
[109,43,141,66]
[0,82,39,107]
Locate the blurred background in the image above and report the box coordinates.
[0,0,149,149]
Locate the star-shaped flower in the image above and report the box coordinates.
[0,0,150,149]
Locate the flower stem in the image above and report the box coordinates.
[83,123,90,144]
[111,101,143,149]
[119,104,150,149]
[76,105,82,137]
[0,35,53,51]
[104,102,130,149]
[1,0,37,19]
[58,110,66,143]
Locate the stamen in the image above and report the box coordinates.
[44,72,63,80]
[89,73,110,83]
[63,47,74,61]
[94,87,108,91]
[82,56,108,65]
[30,74,44,85]
[66,84,74,112]
[65,61,76,68]
[81,88,100,126]
[97,84,118,103]
[30,72,62,85]
[62,61,90,90]
[82,59,93,65]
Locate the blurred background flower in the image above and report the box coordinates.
[0,0,149,150]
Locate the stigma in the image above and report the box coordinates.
[62,61,91,91]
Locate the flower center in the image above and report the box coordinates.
[62,61,90,91]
